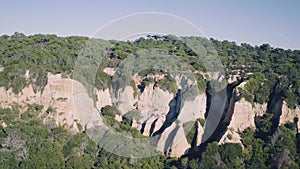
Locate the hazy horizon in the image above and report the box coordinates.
[1,0,299,49]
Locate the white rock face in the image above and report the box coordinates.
[206,71,226,82]
[72,79,104,130]
[1,122,7,128]
[0,73,104,133]
[156,123,177,153]
[177,93,206,123]
[156,123,190,157]
[137,84,207,156]
[152,117,165,135]
[95,88,112,110]
[221,98,300,145]
[174,75,195,89]
[115,114,122,122]
[0,85,39,107]
[280,102,300,124]
[137,84,173,121]
[220,98,267,144]
[167,126,190,157]
[229,98,267,131]
[115,86,137,115]
[196,121,204,146]
[133,84,173,135]
[1,71,299,158]
[141,116,159,136]
[103,67,116,76]
[219,130,242,145]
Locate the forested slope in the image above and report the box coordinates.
[0,33,299,168]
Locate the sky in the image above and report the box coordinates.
[0,0,299,49]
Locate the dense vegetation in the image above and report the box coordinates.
[197,122,300,168]
[213,40,300,108]
[0,33,299,107]
[0,33,299,168]
[0,106,173,168]
[0,105,299,168]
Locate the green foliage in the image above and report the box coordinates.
[200,142,223,168]
[183,121,196,145]
[118,122,145,138]
[197,118,205,127]
[130,79,138,98]
[76,122,83,132]
[0,33,88,93]
[46,106,55,114]
[22,140,65,168]
[21,104,44,120]
[138,77,155,93]
[198,122,300,169]
[0,151,19,169]
[123,109,142,124]
[196,74,206,92]
[0,33,299,108]
[62,133,85,157]
[227,133,233,140]
[0,107,19,124]
[101,107,145,138]
[0,33,299,168]
[238,125,300,168]
[256,113,274,137]
[94,70,112,90]
[138,69,161,77]
[243,72,270,104]
[238,87,254,103]
[213,39,299,108]
[101,105,121,117]
[0,64,27,94]
[137,69,178,94]
[218,143,243,168]
[0,102,299,168]
[157,74,178,94]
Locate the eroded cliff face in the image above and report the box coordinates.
[0,73,105,133]
[95,88,112,110]
[115,86,137,115]
[281,102,300,125]
[218,83,300,145]
[110,75,207,157]
[219,98,267,144]
[136,84,173,136]
[0,70,299,158]
[228,98,267,131]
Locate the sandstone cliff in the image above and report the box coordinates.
[0,70,299,157]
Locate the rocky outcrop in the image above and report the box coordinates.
[229,98,267,131]
[196,121,204,146]
[137,84,173,122]
[220,100,299,144]
[103,67,116,76]
[95,88,112,110]
[280,102,300,125]
[1,71,299,158]
[177,93,206,122]
[219,129,242,145]
[156,123,190,157]
[115,86,137,115]
[0,73,106,133]
[218,98,267,144]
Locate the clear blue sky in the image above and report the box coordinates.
[1,0,299,49]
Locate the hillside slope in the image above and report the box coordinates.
[0,33,299,168]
